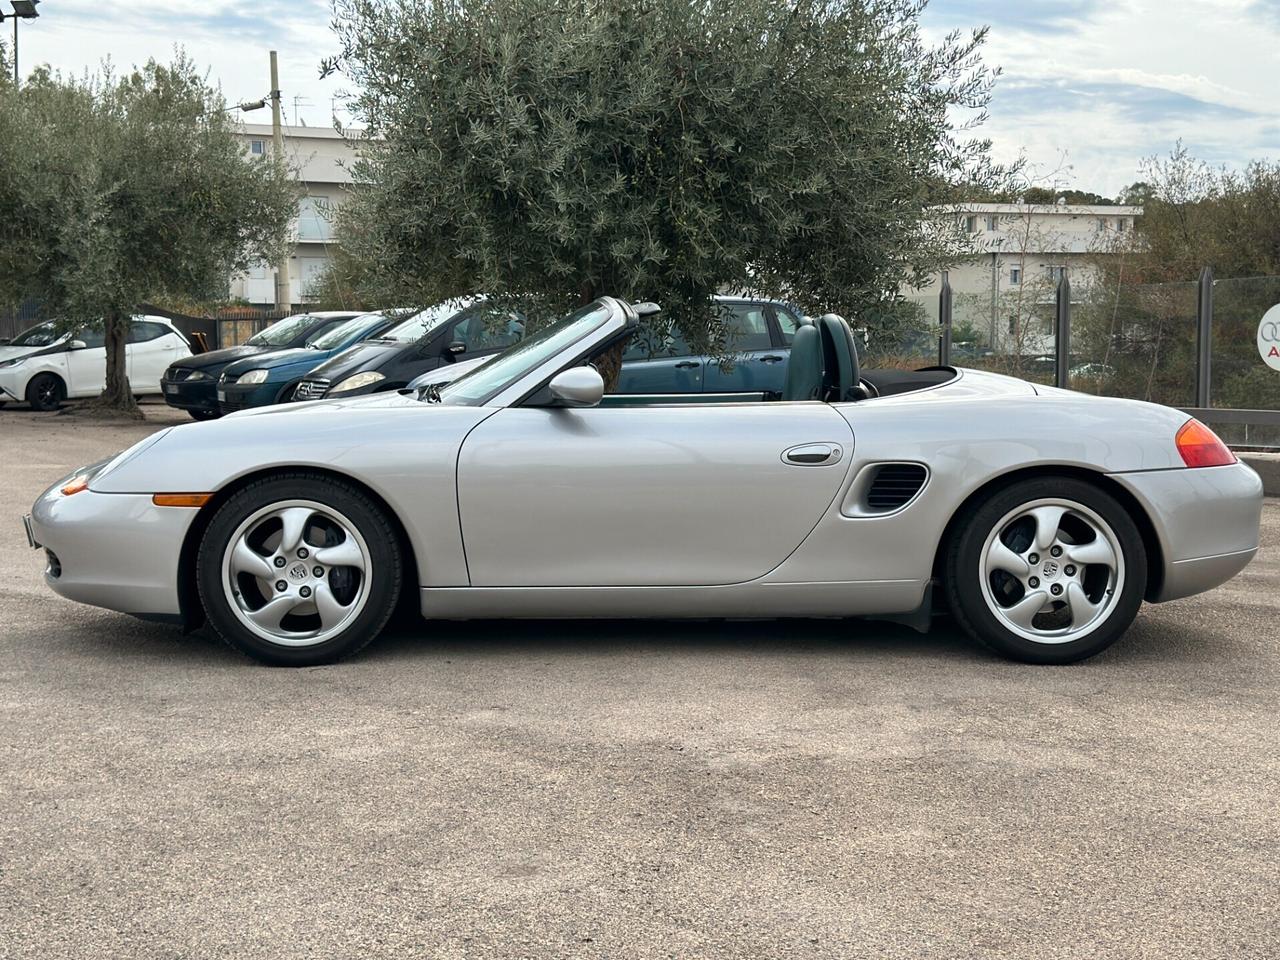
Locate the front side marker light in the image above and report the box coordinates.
[152,493,213,508]
[60,475,91,496]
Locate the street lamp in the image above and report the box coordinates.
[1,0,40,88]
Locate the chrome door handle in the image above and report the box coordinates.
[673,360,700,369]
[758,354,784,363]
[782,443,843,466]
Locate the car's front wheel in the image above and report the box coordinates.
[26,373,64,412]
[197,474,403,666]
[944,477,1147,664]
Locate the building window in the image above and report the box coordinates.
[985,215,998,231]
[1010,267,1022,285]
[963,215,977,233]
[1116,218,1128,233]
[250,139,265,156]
[1096,217,1108,232]
[1048,265,1067,283]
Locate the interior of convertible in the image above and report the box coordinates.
[597,312,956,406]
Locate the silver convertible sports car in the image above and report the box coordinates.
[25,298,1263,666]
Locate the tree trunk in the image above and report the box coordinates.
[98,311,138,413]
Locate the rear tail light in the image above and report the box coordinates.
[1175,418,1236,468]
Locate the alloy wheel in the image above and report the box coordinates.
[978,497,1124,644]
[220,499,373,647]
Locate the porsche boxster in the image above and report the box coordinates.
[25,298,1263,666]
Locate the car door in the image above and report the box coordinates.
[127,320,183,393]
[445,303,526,362]
[456,401,853,587]
[701,301,787,393]
[615,326,704,394]
[62,327,107,397]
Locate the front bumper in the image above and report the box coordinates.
[28,481,196,617]
[1109,461,1264,602]
[217,381,278,414]
[162,375,218,413]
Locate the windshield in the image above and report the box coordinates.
[8,321,65,348]
[246,314,322,348]
[377,298,479,343]
[307,312,385,350]
[438,302,613,406]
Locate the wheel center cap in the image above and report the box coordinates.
[1041,559,1060,579]
[287,561,309,581]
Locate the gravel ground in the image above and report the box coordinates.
[1,402,1277,959]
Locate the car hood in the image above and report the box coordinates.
[91,389,492,494]
[175,343,271,372]
[222,346,329,376]
[0,344,48,363]
[303,339,408,381]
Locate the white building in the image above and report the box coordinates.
[228,123,357,306]
[905,202,1143,353]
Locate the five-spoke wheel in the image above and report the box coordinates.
[198,475,402,665]
[946,477,1146,663]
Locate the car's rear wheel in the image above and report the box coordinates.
[197,474,403,666]
[188,408,220,421]
[26,373,64,412]
[944,477,1146,664]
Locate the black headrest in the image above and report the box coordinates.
[817,314,861,402]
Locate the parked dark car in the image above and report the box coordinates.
[161,311,361,420]
[295,296,805,401]
[216,311,405,414]
[290,298,524,401]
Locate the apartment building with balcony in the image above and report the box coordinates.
[228,123,357,306]
[905,201,1143,353]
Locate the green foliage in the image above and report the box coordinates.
[327,0,1008,349]
[1019,187,1116,206]
[0,54,299,407]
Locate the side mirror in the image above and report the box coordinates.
[446,341,467,357]
[547,367,604,408]
[68,339,88,351]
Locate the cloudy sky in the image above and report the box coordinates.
[10,0,1280,196]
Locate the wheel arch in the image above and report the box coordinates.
[175,465,421,631]
[931,464,1166,602]
[25,369,67,405]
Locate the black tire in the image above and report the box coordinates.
[188,408,220,421]
[196,473,403,666]
[26,373,64,412]
[944,476,1147,664]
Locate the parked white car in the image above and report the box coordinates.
[0,317,192,411]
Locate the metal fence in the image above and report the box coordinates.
[0,304,311,352]
[934,269,1280,449]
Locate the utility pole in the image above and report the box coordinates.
[270,50,293,314]
[2,1,43,88]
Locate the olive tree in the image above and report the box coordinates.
[0,55,298,414]
[325,0,1008,355]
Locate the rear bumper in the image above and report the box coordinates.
[1109,461,1263,602]
[28,483,194,617]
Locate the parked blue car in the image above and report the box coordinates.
[216,310,404,413]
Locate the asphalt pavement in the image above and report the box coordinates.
[1,402,1277,959]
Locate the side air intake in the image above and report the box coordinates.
[865,463,928,512]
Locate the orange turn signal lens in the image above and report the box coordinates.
[1175,418,1236,468]
[60,475,90,496]
[152,493,213,508]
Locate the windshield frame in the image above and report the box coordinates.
[436,298,632,408]
[305,312,387,351]
[245,313,328,348]
[7,321,67,349]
